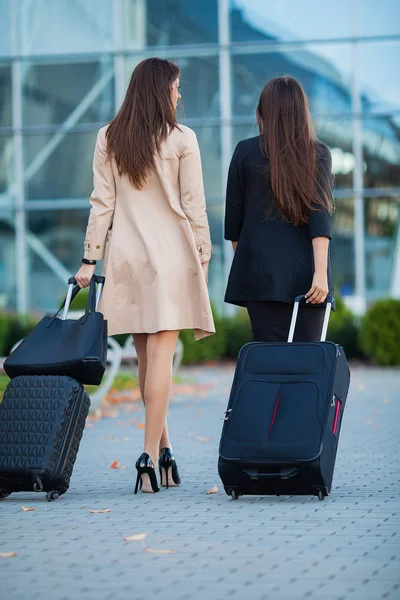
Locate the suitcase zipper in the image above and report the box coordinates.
[268,388,281,440]
[332,398,341,435]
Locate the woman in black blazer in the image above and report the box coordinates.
[224,75,334,342]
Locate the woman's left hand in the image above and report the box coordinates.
[305,272,329,304]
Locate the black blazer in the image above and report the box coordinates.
[224,136,333,307]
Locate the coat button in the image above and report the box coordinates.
[96,245,100,249]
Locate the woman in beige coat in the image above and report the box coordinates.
[75,58,215,494]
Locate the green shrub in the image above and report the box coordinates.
[180,303,226,364]
[0,312,39,356]
[112,333,131,346]
[223,308,253,358]
[327,296,361,359]
[360,298,400,366]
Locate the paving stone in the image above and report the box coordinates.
[0,365,399,600]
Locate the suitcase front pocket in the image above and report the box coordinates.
[221,379,323,461]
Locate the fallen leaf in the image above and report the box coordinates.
[123,533,147,542]
[195,436,211,442]
[83,507,112,514]
[144,547,176,555]
[206,485,219,495]
[382,398,390,405]
[21,506,35,512]
[0,552,17,558]
[110,460,125,469]
[137,423,145,430]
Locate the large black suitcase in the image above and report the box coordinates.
[0,375,90,501]
[218,295,351,501]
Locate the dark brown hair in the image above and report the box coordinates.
[256,75,334,224]
[106,58,180,189]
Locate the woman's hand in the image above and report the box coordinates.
[75,263,96,288]
[201,260,209,284]
[306,272,329,304]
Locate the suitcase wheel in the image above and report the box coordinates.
[46,490,61,502]
[230,488,241,500]
[0,489,11,499]
[317,489,325,501]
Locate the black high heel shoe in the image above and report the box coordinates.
[134,453,160,494]
[158,448,181,489]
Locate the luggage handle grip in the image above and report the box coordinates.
[62,275,105,320]
[288,293,335,343]
[243,467,299,481]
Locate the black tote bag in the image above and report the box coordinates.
[4,276,107,385]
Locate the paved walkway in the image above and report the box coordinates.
[1,364,399,600]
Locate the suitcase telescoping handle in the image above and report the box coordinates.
[61,275,105,320]
[288,293,335,343]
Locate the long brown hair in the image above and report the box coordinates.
[106,58,180,189]
[256,75,334,224]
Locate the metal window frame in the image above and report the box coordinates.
[5,0,400,315]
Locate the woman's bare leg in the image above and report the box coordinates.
[132,333,171,451]
[143,330,179,471]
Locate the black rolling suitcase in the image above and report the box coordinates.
[218,295,350,501]
[0,277,104,501]
[0,375,90,501]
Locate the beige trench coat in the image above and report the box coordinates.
[83,124,215,341]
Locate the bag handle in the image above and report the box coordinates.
[47,275,105,327]
[288,293,335,343]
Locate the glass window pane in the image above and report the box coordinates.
[194,126,221,198]
[0,135,13,200]
[0,0,11,57]
[175,56,220,120]
[363,115,400,189]
[359,41,400,114]
[0,64,12,127]
[364,195,400,299]
[18,0,113,56]
[232,46,353,119]
[358,0,400,38]
[331,197,355,297]
[24,130,97,201]
[27,209,89,312]
[314,117,355,190]
[230,0,353,43]
[22,61,114,127]
[0,217,16,309]
[145,0,218,46]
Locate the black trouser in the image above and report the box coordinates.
[246,301,325,343]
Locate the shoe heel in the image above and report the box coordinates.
[134,471,141,495]
[165,466,170,490]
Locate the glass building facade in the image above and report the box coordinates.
[0,0,399,315]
